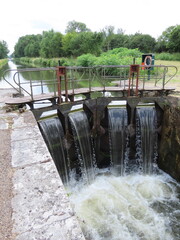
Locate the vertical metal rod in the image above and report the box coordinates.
[18,73,22,95]
[128,69,131,96]
[64,69,68,102]
[162,67,166,89]
[89,68,91,91]
[41,79,43,94]
[135,68,139,96]
[72,69,75,97]
[56,67,61,104]
[30,79,33,100]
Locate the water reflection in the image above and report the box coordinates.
[0,60,57,95]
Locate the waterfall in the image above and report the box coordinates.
[39,107,179,240]
[39,117,69,183]
[108,108,128,175]
[136,107,157,174]
[69,111,95,183]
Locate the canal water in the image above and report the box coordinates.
[0,60,56,95]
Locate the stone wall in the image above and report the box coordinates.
[158,95,180,182]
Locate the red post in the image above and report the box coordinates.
[56,66,67,103]
[128,65,140,96]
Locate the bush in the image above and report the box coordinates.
[76,54,97,67]
[0,59,8,69]
[156,52,180,61]
[76,48,142,67]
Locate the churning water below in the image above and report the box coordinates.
[68,172,180,240]
[39,107,180,240]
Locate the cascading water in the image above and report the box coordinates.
[38,117,69,183]
[70,173,180,240]
[108,108,128,175]
[68,111,96,184]
[39,107,180,240]
[136,107,158,174]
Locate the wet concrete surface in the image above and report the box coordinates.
[0,89,85,240]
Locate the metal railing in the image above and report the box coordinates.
[3,64,178,101]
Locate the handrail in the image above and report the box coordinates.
[3,64,178,102]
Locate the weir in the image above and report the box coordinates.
[38,100,180,240]
[38,100,161,183]
[2,63,179,239]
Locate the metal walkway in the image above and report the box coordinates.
[3,64,177,109]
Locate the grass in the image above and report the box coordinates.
[155,60,180,90]
[0,59,8,69]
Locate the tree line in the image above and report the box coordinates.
[0,40,9,59]
[1,21,180,59]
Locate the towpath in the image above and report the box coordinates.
[0,88,85,240]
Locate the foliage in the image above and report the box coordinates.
[155,25,180,53]
[14,34,41,58]
[167,25,180,52]
[18,57,76,67]
[76,48,142,67]
[127,33,156,52]
[155,52,180,61]
[76,54,97,66]
[0,40,9,59]
[65,20,91,33]
[12,21,180,60]
[0,59,8,69]
[40,30,64,58]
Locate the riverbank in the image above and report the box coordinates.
[0,59,8,69]
[0,88,85,240]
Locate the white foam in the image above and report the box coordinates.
[69,173,180,240]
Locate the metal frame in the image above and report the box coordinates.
[3,64,178,103]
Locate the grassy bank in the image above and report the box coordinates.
[156,53,180,61]
[0,59,8,69]
[18,57,76,67]
[156,60,180,78]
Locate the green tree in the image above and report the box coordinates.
[62,32,103,57]
[24,35,42,57]
[14,34,41,57]
[155,26,175,52]
[102,25,115,51]
[128,33,156,52]
[108,33,129,49]
[0,40,9,58]
[62,32,78,56]
[167,25,180,52]
[40,30,63,58]
[65,20,91,33]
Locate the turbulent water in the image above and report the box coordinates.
[39,107,180,240]
[69,172,180,240]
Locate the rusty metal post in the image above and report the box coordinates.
[56,66,67,104]
[128,65,140,96]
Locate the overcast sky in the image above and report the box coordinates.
[1,0,179,53]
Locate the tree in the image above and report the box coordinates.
[127,33,156,52]
[24,35,42,57]
[0,40,9,59]
[62,31,103,57]
[65,20,91,33]
[107,33,129,49]
[167,25,180,52]
[155,26,175,52]
[101,25,115,51]
[62,32,78,56]
[14,34,41,57]
[40,30,64,58]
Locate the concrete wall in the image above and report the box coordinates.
[158,95,180,182]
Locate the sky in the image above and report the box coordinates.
[0,0,179,54]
